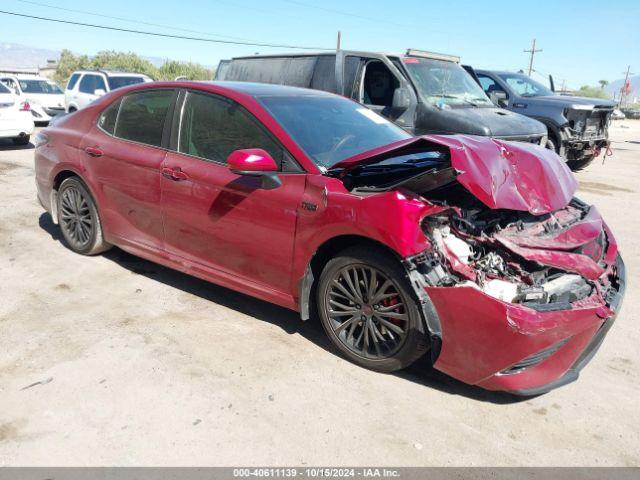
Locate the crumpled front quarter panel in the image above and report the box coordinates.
[291,176,443,295]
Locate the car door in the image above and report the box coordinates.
[161,89,306,297]
[77,74,107,109]
[65,73,81,110]
[477,73,510,109]
[79,89,177,251]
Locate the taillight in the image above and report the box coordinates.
[19,101,31,112]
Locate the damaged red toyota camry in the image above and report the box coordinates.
[34,82,625,395]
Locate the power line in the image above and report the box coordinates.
[0,9,332,50]
[14,0,258,42]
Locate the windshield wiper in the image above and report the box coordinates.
[430,94,480,107]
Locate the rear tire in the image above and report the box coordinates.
[12,135,30,146]
[316,246,430,373]
[57,177,111,255]
[567,154,596,172]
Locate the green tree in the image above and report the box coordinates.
[88,51,157,78]
[576,85,611,99]
[157,60,214,81]
[598,79,609,90]
[54,49,91,86]
[53,50,213,87]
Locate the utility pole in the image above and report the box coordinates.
[620,65,633,107]
[524,39,542,77]
[336,31,341,51]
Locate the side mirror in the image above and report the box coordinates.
[227,149,282,190]
[489,90,508,107]
[94,89,106,97]
[392,87,411,110]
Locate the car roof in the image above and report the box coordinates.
[208,81,335,97]
[6,75,55,81]
[73,70,150,78]
[229,50,457,61]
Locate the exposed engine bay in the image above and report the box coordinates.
[330,140,618,311]
[416,201,610,309]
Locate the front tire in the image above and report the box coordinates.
[567,154,596,172]
[316,247,430,373]
[57,177,111,255]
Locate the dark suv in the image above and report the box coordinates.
[473,70,616,170]
[216,50,548,147]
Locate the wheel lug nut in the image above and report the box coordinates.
[356,304,361,309]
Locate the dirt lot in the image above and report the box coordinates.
[0,122,639,467]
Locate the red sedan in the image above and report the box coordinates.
[34,81,625,395]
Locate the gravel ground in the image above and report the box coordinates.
[0,121,638,466]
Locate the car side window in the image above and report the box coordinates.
[67,73,81,90]
[79,74,107,94]
[97,99,122,135]
[477,74,507,97]
[2,78,19,94]
[114,90,175,147]
[178,91,287,168]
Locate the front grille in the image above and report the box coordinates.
[499,338,571,375]
[568,108,611,140]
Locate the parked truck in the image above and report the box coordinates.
[472,69,615,170]
[216,50,548,147]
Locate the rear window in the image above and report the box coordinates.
[107,76,146,90]
[0,82,10,94]
[114,90,174,147]
[97,99,122,135]
[19,80,63,94]
[67,73,81,90]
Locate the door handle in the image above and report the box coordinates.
[162,167,189,181]
[84,146,103,157]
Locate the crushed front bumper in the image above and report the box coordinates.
[505,254,625,395]
[425,254,625,395]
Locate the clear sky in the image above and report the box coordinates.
[1,0,638,88]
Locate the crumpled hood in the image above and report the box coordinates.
[332,134,577,215]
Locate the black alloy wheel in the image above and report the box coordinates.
[57,177,111,255]
[317,247,430,373]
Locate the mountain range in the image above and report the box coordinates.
[0,41,171,70]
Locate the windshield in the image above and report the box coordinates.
[18,79,63,94]
[402,58,492,107]
[0,82,10,94]
[498,73,554,97]
[107,76,147,90]
[258,95,411,168]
